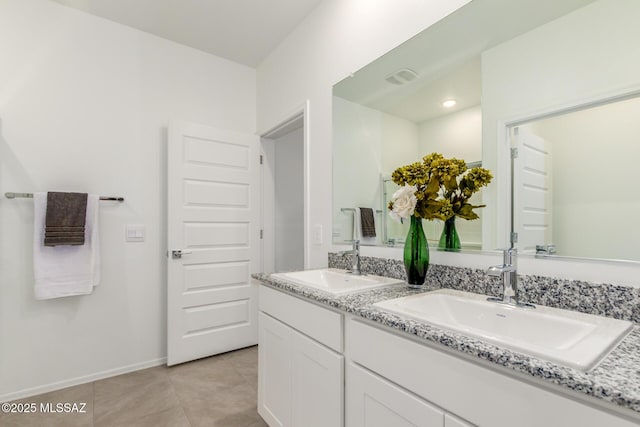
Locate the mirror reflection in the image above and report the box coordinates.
[333,80,483,248]
[511,95,640,261]
[333,0,640,263]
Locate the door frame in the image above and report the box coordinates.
[259,100,311,272]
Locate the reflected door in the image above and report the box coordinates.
[512,126,552,254]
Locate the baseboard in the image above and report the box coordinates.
[0,357,167,403]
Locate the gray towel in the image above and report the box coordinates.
[44,192,88,246]
[359,207,376,238]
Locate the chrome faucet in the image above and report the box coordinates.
[340,240,362,275]
[535,244,556,256]
[486,248,532,307]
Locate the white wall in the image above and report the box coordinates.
[528,96,640,261]
[418,106,482,161]
[332,96,418,243]
[381,112,421,176]
[381,113,420,244]
[0,0,256,399]
[274,127,305,272]
[418,106,483,247]
[258,0,472,264]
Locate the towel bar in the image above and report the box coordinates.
[341,208,383,213]
[4,192,124,202]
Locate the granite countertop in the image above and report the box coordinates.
[252,272,640,415]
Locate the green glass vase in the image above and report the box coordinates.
[403,215,429,288]
[438,217,461,252]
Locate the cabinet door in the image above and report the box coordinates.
[347,363,444,427]
[444,414,475,427]
[292,330,344,427]
[258,312,293,427]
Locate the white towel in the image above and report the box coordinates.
[33,193,101,299]
[354,207,377,246]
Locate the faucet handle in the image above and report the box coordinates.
[503,247,517,266]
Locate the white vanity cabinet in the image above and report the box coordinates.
[347,319,637,427]
[258,286,344,427]
[348,362,461,427]
[257,284,639,427]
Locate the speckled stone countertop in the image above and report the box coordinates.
[253,265,640,416]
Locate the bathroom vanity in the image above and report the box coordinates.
[258,285,343,427]
[305,0,640,424]
[255,264,640,427]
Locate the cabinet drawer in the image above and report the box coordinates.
[347,362,444,427]
[259,286,343,352]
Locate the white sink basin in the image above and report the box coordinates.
[373,289,633,371]
[272,268,404,295]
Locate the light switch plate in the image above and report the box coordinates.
[313,224,323,245]
[125,225,145,242]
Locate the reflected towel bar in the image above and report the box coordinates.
[341,208,383,214]
[4,192,124,202]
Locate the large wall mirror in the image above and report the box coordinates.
[332,0,640,263]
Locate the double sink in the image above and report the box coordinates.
[271,268,632,372]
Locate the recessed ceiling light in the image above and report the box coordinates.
[442,99,457,108]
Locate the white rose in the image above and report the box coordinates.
[389,184,417,222]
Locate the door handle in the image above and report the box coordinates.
[171,250,193,259]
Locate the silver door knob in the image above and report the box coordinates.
[171,250,192,259]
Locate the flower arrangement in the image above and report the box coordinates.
[388,153,493,222]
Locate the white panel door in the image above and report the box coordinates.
[347,363,444,427]
[167,121,260,366]
[512,126,552,254]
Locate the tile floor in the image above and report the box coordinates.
[0,345,268,427]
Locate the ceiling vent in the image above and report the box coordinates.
[385,68,418,85]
